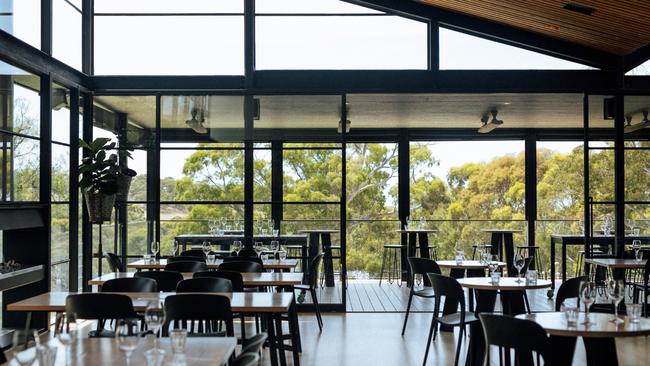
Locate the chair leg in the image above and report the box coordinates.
[524,291,531,314]
[401,288,414,335]
[422,316,437,366]
[379,248,387,286]
[454,325,463,366]
[240,314,246,340]
[311,288,323,332]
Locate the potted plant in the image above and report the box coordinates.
[78,138,119,223]
[115,149,137,203]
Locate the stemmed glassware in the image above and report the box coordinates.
[279,247,287,262]
[487,255,500,277]
[254,242,264,257]
[145,301,166,355]
[11,329,36,366]
[151,241,160,261]
[55,313,78,365]
[172,240,179,257]
[607,279,625,324]
[513,253,525,283]
[233,240,242,253]
[116,319,140,366]
[202,241,211,257]
[579,280,596,325]
[633,240,643,261]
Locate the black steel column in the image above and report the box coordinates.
[271,141,283,231]
[398,129,410,282]
[340,94,348,296]
[614,94,625,258]
[151,95,161,246]
[243,0,255,247]
[69,88,79,291]
[116,113,128,264]
[524,131,537,265]
[41,0,52,55]
[81,92,93,291]
[40,75,52,289]
[583,94,591,267]
[428,20,439,71]
[81,0,93,75]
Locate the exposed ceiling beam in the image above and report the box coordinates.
[623,43,650,73]
[344,0,618,71]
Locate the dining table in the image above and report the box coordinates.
[7,291,299,366]
[517,312,650,366]
[126,258,299,272]
[88,271,304,288]
[457,277,552,366]
[395,229,438,285]
[298,229,340,287]
[480,228,523,276]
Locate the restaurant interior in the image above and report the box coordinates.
[0,0,650,365]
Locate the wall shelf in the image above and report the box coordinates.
[0,265,44,292]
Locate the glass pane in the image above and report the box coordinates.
[626,60,650,76]
[52,85,70,144]
[254,148,272,202]
[440,28,594,70]
[160,145,245,202]
[0,0,40,48]
[94,0,243,13]
[1,133,40,201]
[589,148,614,202]
[626,204,649,234]
[94,16,244,75]
[161,95,245,141]
[52,143,70,202]
[53,0,82,70]
[537,141,584,220]
[127,203,148,256]
[256,16,427,70]
[52,203,70,291]
[283,148,342,201]
[3,77,41,138]
[256,0,383,14]
[624,144,650,202]
[126,149,147,202]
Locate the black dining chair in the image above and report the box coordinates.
[167,255,206,263]
[164,261,208,273]
[181,249,207,258]
[101,277,157,292]
[194,270,244,291]
[632,255,650,315]
[479,313,552,366]
[231,353,260,366]
[555,275,589,311]
[103,252,125,272]
[176,277,233,293]
[223,256,264,267]
[424,273,478,366]
[294,253,324,332]
[402,257,441,335]
[164,294,234,336]
[135,271,184,292]
[65,293,138,337]
[219,260,263,273]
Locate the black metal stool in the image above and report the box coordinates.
[416,245,438,260]
[471,244,492,260]
[379,244,402,286]
[516,245,543,277]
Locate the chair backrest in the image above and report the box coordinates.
[479,313,551,364]
[164,261,208,273]
[167,255,206,263]
[555,276,588,311]
[307,253,324,289]
[134,271,184,292]
[232,353,261,366]
[194,270,244,291]
[103,252,125,272]
[427,273,466,316]
[237,248,259,258]
[219,260,263,273]
[223,256,263,267]
[66,293,137,321]
[176,277,233,293]
[164,294,234,336]
[101,277,157,292]
[240,333,268,354]
[407,257,442,277]
[180,249,206,258]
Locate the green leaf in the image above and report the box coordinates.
[90,137,111,152]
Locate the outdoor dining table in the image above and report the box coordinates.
[436,260,507,278]
[457,277,552,366]
[517,312,650,366]
[11,337,237,366]
[298,229,339,287]
[480,229,522,276]
[89,271,304,288]
[126,258,299,272]
[7,291,299,366]
[395,229,437,285]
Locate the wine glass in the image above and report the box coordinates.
[55,313,78,364]
[607,279,625,324]
[579,281,596,324]
[633,240,642,261]
[116,319,140,366]
[513,253,525,283]
[279,246,287,262]
[254,242,263,257]
[145,301,166,354]
[270,240,280,252]
[487,255,500,276]
[151,241,160,260]
[202,241,211,257]
[233,240,242,253]
[11,329,36,366]
[172,240,179,257]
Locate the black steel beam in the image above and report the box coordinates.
[82,0,93,75]
[344,0,618,70]
[582,94,591,265]
[0,30,89,90]
[243,96,255,247]
[153,96,161,245]
[524,131,536,249]
[398,129,410,282]
[68,88,80,291]
[92,76,245,92]
[340,94,348,298]
[81,92,93,291]
[40,74,52,290]
[614,94,625,258]
[41,0,52,55]
[623,43,650,73]
[244,0,255,88]
[271,141,283,230]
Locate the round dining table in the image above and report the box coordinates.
[517,312,650,366]
[457,277,552,366]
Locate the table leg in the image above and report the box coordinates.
[562,241,567,283]
[549,237,556,298]
[400,233,409,284]
[549,335,577,366]
[503,234,516,277]
[489,233,502,261]
[465,290,497,366]
[266,314,279,366]
[408,232,418,286]
[274,314,288,366]
[500,290,531,366]
[418,233,431,286]
[583,338,618,366]
[322,234,335,287]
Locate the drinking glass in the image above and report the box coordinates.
[628,303,642,323]
[202,241,211,257]
[487,255,500,276]
[607,279,625,324]
[145,301,166,354]
[513,253,525,283]
[172,240,179,256]
[11,329,36,366]
[633,240,642,261]
[254,242,264,256]
[633,228,641,236]
[233,240,242,252]
[564,305,579,326]
[170,329,188,354]
[273,229,279,237]
[207,254,216,265]
[116,319,140,366]
[279,249,287,262]
[579,280,596,324]
[55,313,78,365]
[270,240,280,252]
[151,241,160,260]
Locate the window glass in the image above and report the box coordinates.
[0,0,40,49]
[94,0,243,13]
[52,143,70,202]
[256,0,382,14]
[1,133,40,201]
[53,0,82,70]
[283,147,342,201]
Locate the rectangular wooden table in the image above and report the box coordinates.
[584,258,647,270]
[175,233,308,251]
[88,272,304,287]
[28,337,237,366]
[8,291,300,366]
[126,258,299,271]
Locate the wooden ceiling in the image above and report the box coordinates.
[417,0,650,55]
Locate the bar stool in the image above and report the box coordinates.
[575,248,605,277]
[516,245,543,277]
[471,244,492,260]
[416,245,438,260]
[379,244,402,286]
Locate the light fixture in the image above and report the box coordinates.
[478,109,503,134]
[625,110,650,133]
[185,96,209,134]
[338,119,351,133]
[52,89,68,110]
